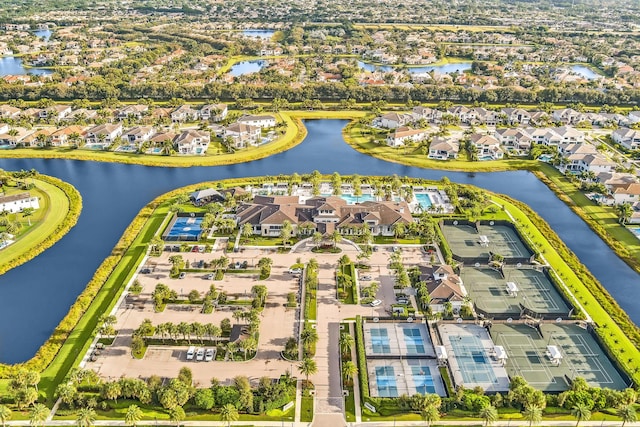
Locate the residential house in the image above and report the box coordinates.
[552,108,583,125]
[171,105,200,123]
[386,127,428,147]
[420,265,467,314]
[174,129,210,155]
[469,133,504,160]
[494,128,532,155]
[608,182,640,205]
[448,105,472,123]
[412,106,441,123]
[84,123,123,148]
[428,138,459,160]
[116,104,149,121]
[0,192,39,214]
[554,126,585,144]
[0,105,21,119]
[627,111,640,124]
[64,108,97,122]
[123,126,155,147]
[225,123,261,148]
[49,125,86,147]
[501,108,531,125]
[22,128,54,147]
[200,103,228,122]
[612,128,640,150]
[471,107,499,126]
[378,112,413,129]
[237,115,276,128]
[38,105,72,121]
[0,127,32,146]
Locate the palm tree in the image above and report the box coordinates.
[76,407,96,427]
[339,333,355,356]
[479,405,498,427]
[421,405,440,427]
[169,406,185,427]
[0,405,11,427]
[300,327,318,352]
[341,361,358,385]
[219,403,239,427]
[617,404,637,427]
[616,203,633,224]
[298,357,318,383]
[29,404,50,427]
[522,405,543,427]
[330,230,342,248]
[312,231,323,249]
[571,403,591,427]
[124,404,143,427]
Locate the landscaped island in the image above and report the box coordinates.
[0,174,637,425]
[0,169,81,275]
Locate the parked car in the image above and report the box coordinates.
[179,272,186,279]
[205,348,214,362]
[186,346,196,360]
[397,298,409,305]
[370,299,382,307]
[195,348,205,361]
[360,274,372,281]
[206,273,214,280]
[140,268,151,274]
[288,268,302,274]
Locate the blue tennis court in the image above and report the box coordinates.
[411,366,436,394]
[403,327,426,354]
[370,328,391,354]
[449,335,498,384]
[165,217,203,240]
[374,366,399,397]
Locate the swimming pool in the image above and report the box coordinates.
[629,227,640,241]
[321,193,375,204]
[375,366,398,397]
[411,366,436,394]
[165,217,203,241]
[370,328,391,354]
[403,327,426,354]
[413,193,433,208]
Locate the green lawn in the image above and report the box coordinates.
[300,396,314,422]
[0,177,74,275]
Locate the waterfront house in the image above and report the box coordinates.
[84,123,123,148]
[428,138,459,160]
[174,129,210,155]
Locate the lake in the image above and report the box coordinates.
[33,29,52,42]
[0,119,639,363]
[358,60,472,74]
[229,59,268,76]
[242,29,275,39]
[0,56,53,76]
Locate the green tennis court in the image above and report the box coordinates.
[442,223,532,260]
[490,323,628,392]
[461,267,570,316]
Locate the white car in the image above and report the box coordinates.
[360,275,372,281]
[186,346,196,360]
[205,348,214,362]
[195,348,205,361]
[370,299,382,307]
[288,268,302,275]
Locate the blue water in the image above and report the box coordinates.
[629,227,640,241]
[165,217,202,239]
[358,60,472,75]
[414,193,432,208]
[242,29,275,39]
[571,65,600,80]
[33,29,52,41]
[229,60,268,77]
[375,366,398,397]
[0,56,53,76]
[1,119,640,362]
[411,366,436,394]
[321,193,375,204]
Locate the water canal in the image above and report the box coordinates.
[0,119,638,363]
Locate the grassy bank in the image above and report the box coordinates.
[0,112,306,167]
[535,163,640,273]
[343,120,540,172]
[0,175,81,276]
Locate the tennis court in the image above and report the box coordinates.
[461,267,570,317]
[438,323,510,392]
[490,323,628,392]
[163,216,203,241]
[367,359,446,397]
[441,223,532,260]
[363,322,435,357]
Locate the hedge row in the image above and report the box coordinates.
[0,175,82,276]
[434,222,453,264]
[354,315,369,400]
